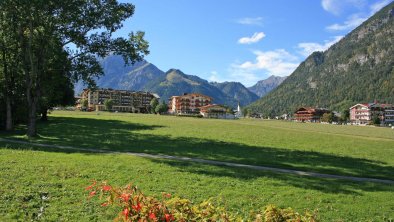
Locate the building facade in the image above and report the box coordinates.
[169,93,212,114]
[294,107,330,122]
[350,103,394,125]
[81,88,159,113]
[200,104,234,119]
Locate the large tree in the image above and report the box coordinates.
[0,0,149,136]
[0,2,23,131]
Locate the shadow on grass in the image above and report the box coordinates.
[1,115,393,194]
[148,159,394,195]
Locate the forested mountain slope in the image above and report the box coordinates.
[248,3,394,116]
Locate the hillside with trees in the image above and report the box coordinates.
[248,2,394,116]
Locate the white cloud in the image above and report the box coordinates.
[326,14,367,31]
[321,0,366,15]
[236,17,263,26]
[325,0,391,31]
[208,71,220,82]
[238,32,266,44]
[225,66,262,87]
[297,36,343,56]
[235,49,300,77]
[322,0,343,15]
[370,0,392,14]
[205,68,262,87]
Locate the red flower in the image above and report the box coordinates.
[122,208,130,220]
[102,185,112,191]
[132,202,142,212]
[120,193,130,202]
[165,214,174,222]
[149,213,157,220]
[101,202,109,207]
[85,181,96,190]
[89,191,96,197]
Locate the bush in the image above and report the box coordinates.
[86,181,318,222]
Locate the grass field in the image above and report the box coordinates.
[1,111,394,221]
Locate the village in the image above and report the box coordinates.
[76,88,394,127]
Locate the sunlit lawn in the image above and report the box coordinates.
[4,110,394,180]
[0,111,393,221]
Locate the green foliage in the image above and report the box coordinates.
[372,114,381,125]
[263,205,317,222]
[81,99,88,108]
[104,99,114,111]
[242,108,251,117]
[155,101,168,114]
[0,0,149,136]
[150,98,159,114]
[321,112,336,123]
[87,181,318,221]
[341,109,350,123]
[248,3,394,116]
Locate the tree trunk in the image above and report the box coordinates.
[41,108,48,121]
[2,44,13,131]
[5,96,13,131]
[25,20,39,138]
[26,89,38,137]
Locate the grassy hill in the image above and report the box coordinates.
[248,3,394,116]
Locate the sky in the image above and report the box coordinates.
[115,0,392,87]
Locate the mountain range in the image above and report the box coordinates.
[248,76,287,97]
[75,57,285,108]
[76,3,393,113]
[248,2,394,116]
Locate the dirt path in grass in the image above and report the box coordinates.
[1,138,393,185]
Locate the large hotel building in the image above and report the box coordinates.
[169,93,212,114]
[294,107,330,122]
[81,88,159,113]
[349,102,394,125]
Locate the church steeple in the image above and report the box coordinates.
[236,101,242,117]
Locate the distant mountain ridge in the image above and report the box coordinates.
[74,58,165,93]
[142,68,240,107]
[74,56,284,108]
[211,81,259,106]
[248,75,287,97]
[248,2,394,115]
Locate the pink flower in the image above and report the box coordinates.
[132,202,142,212]
[85,181,96,190]
[149,213,157,220]
[102,185,111,191]
[122,208,130,220]
[165,214,174,222]
[120,193,130,202]
[89,191,96,197]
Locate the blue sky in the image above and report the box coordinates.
[116,0,392,87]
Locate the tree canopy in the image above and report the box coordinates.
[0,0,149,136]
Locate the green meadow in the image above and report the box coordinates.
[1,111,393,221]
